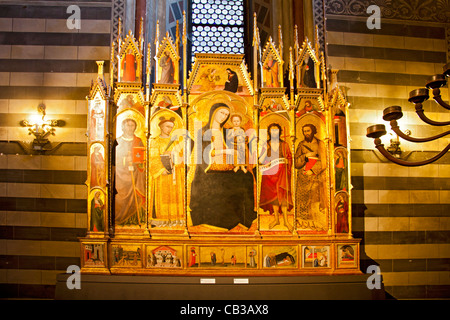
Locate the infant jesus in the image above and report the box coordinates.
[226,114,248,173]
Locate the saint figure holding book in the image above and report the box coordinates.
[115,118,146,226]
[149,116,185,228]
[294,124,328,230]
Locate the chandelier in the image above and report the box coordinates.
[366,63,450,167]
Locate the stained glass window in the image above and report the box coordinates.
[191,0,245,55]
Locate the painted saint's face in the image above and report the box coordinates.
[214,108,230,125]
[232,116,241,128]
[160,121,175,136]
[270,127,280,139]
[122,120,136,137]
[303,126,313,140]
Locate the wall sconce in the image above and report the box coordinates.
[366,63,450,167]
[386,131,402,159]
[20,103,65,152]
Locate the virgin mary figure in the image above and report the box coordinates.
[189,103,256,230]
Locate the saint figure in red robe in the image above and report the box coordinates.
[259,123,293,232]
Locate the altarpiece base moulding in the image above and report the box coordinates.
[81,15,360,276]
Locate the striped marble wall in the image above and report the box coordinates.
[0,1,111,299]
[326,13,450,298]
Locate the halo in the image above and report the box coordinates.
[89,188,105,202]
[189,91,250,125]
[296,113,326,142]
[227,111,249,128]
[334,146,348,159]
[90,143,105,158]
[259,113,292,155]
[150,109,183,138]
[116,109,147,147]
[334,191,349,204]
[260,113,290,139]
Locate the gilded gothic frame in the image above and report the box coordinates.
[82,13,360,276]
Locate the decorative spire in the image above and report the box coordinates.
[146,43,151,80]
[314,24,320,53]
[289,46,294,104]
[118,17,122,47]
[139,17,144,51]
[110,41,115,92]
[289,47,294,82]
[182,11,187,102]
[146,42,151,101]
[252,12,260,106]
[154,20,160,84]
[182,11,187,45]
[294,25,300,88]
[176,19,180,55]
[252,12,260,47]
[278,25,283,58]
[155,20,160,48]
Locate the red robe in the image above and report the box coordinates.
[336,199,349,233]
[259,141,293,214]
[188,249,197,267]
[122,53,136,82]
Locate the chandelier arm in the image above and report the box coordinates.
[415,103,450,127]
[390,121,450,143]
[434,95,450,111]
[41,131,53,140]
[374,140,450,167]
[432,88,450,110]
